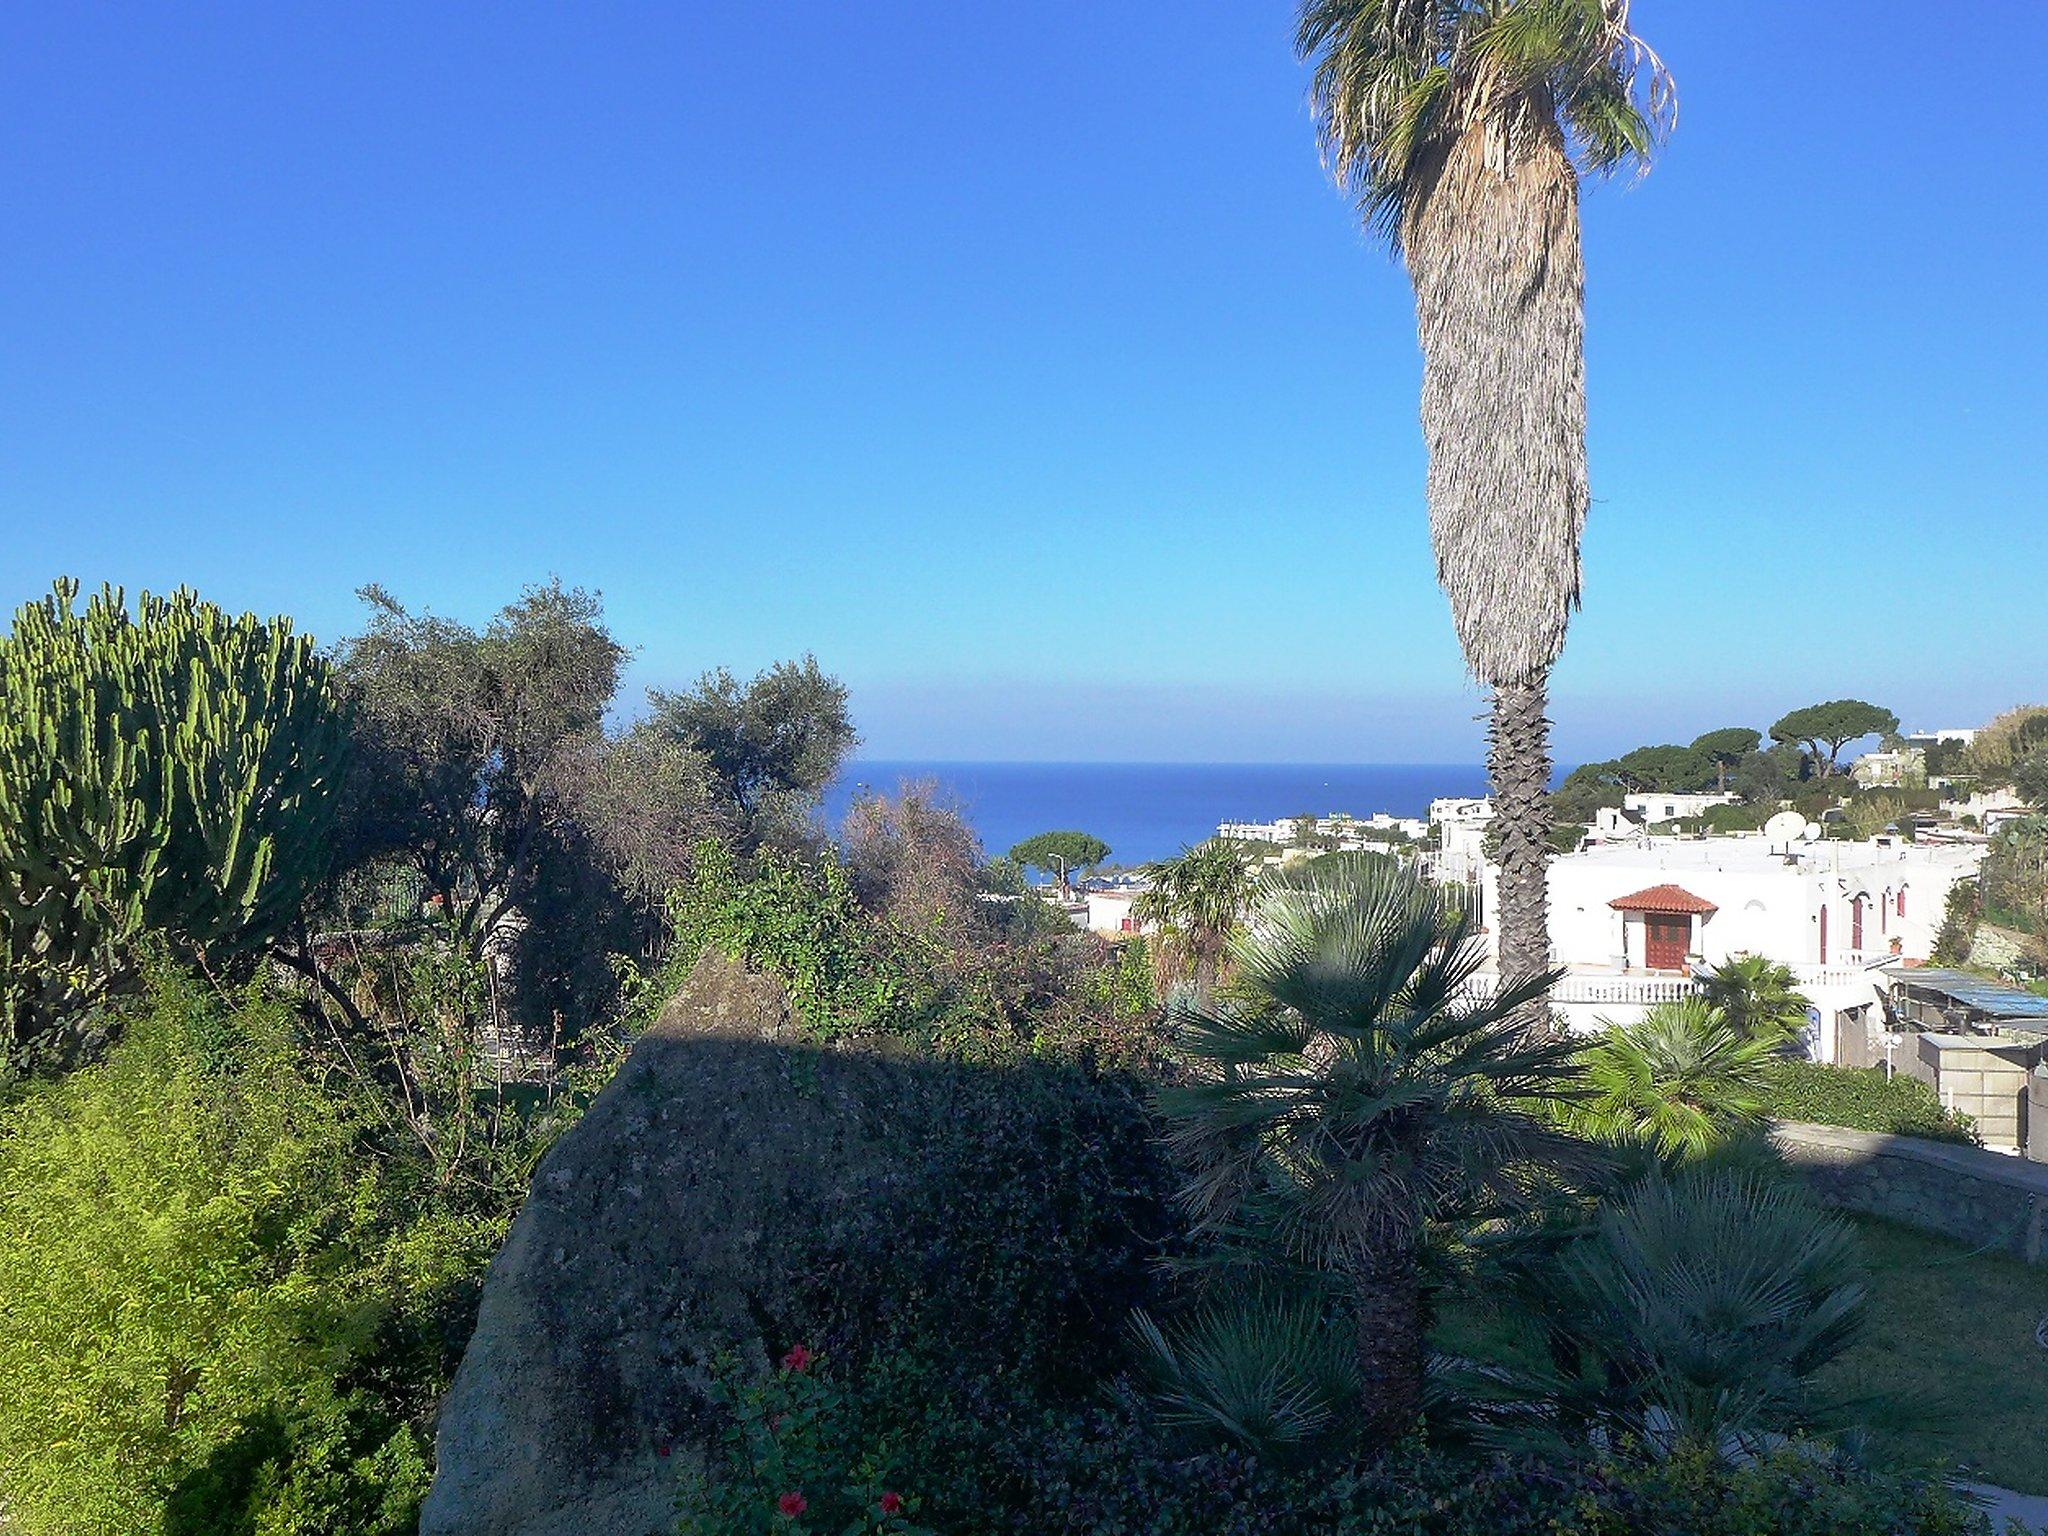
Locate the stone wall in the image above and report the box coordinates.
[1771,1120,2048,1264]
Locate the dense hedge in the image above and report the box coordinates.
[1758,1060,1978,1146]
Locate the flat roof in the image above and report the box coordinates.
[1556,836,1981,879]
[1890,967,2048,1024]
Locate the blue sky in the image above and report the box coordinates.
[3,3,2043,763]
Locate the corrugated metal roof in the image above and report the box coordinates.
[1890,968,2048,1021]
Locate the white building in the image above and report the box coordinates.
[1428,797,1495,887]
[1622,790,1738,825]
[1217,818,1301,845]
[1852,747,1924,788]
[1083,884,1151,937]
[1472,833,1984,1051]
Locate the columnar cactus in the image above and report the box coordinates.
[0,579,350,1069]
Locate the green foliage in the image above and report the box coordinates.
[1156,860,1579,1443]
[1692,726,1762,777]
[1931,878,1981,966]
[0,580,349,1073]
[1128,1290,1359,1461]
[1296,0,1674,240]
[678,1350,933,1536]
[683,1348,1990,1534]
[1979,815,2048,936]
[1132,838,1257,996]
[1770,701,1900,777]
[1008,830,1111,887]
[1966,705,2048,782]
[666,839,947,1043]
[1731,742,1807,804]
[0,970,496,1535]
[1504,1170,1869,1458]
[330,581,628,966]
[641,654,857,851]
[1571,999,1778,1158]
[1756,1061,1979,1146]
[1612,742,1716,792]
[1700,954,1812,1042]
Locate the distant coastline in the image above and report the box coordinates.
[822,761,1492,867]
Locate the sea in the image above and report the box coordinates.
[822,762,1491,868]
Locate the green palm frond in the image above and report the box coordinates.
[1128,1289,1360,1459]
[1571,998,1778,1159]
[1156,858,1578,1263]
[1506,1169,1870,1457]
[1296,0,1674,241]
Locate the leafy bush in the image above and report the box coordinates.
[665,838,950,1043]
[678,1346,1992,1535]
[1758,1060,1979,1145]
[0,970,498,1535]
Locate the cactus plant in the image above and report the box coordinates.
[0,579,349,1070]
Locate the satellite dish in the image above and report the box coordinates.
[1764,811,1809,844]
[1801,823,1823,842]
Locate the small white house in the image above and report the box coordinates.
[1621,790,1738,825]
[1083,885,1151,938]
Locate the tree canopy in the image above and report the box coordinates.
[1768,700,1899,777]
[1692,728,1761,788]
[1008,831,1110,889]
[640,655,856,851]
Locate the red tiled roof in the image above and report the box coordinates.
[1608,883,1718,915]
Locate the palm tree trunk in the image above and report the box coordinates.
[1352,1244,1425,1449]
[1489,675,1554,1035]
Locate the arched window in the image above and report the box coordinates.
[1897,887,1907,918]
[1819,904,1829,965]
[1851,895,1867,953]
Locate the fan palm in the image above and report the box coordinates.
[1573,998,1777,1158]
[1520,1168,1868,1458]
[1133,839,1257,1000]
[1295,1,1674,1027]
[1700,953,1811,1043]
[1155,859,1580,1446]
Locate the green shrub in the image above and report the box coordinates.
[1758,1061,1979,1145]
[665,839,949,1043]
[678,1346,1993,1534]
[0,970,497,1535]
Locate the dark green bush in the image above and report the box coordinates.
[679,1347,1992,1535]
[1758,1060,1978,1145]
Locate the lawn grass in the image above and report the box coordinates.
[1819,1216,2048,1494]
[1432,1214,2048,1494]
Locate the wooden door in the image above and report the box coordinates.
[1643,914,1690,971]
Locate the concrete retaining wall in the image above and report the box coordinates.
[1771,1120,2048,1265]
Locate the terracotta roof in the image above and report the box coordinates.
[1608,883,1718,915]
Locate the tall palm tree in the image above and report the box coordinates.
[1295,1,1674,1026]
[1155,860,1579,1447]
[1133,839,1257,1000]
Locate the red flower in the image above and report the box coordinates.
[879,1490,905,1515]
[777,1491,808,1518]
[780,1344,813,1373]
